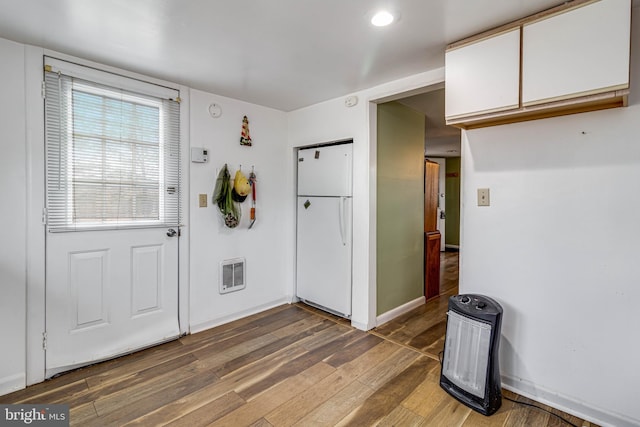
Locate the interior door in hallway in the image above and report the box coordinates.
[427,157,446,251]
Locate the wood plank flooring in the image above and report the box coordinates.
[373,252,460,361]
[3,252,596,426]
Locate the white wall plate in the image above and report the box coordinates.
[208,103,222,118]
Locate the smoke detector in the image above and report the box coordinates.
[345,96,358,108]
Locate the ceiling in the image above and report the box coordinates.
[399,88,462,158]
[0,0,573,112]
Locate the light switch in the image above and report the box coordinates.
[477,188,490,206]
[199,194,208,208]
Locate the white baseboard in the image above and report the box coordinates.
[375,296,425,327]
[189,298,290,334]
[0,373,26,397]
[350,320,371,331]
[502,375,639,427]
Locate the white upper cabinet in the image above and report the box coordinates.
[445,0,631,129]
[445,28,521,120]
[522,0,631,106]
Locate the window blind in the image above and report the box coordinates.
[44,68,181,232]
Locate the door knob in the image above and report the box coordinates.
[166,228,177,237]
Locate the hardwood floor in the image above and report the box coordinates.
[373,252,459,361]
[3,251,596,426]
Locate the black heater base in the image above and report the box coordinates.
[440,374,502,416]
[439,294,503,416]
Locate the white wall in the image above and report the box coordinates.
[288,69,445,330]
[0,38,27,395]
[0,35,292,394]
[3,8,635,423]
[288,96,370,328]
[459,6,640,426]
[188,89,291,331]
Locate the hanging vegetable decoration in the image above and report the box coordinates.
[240,115,252,146]
[232,168,251,202]
[213,164,241,228]
[248,167,257,229]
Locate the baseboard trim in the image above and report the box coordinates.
[502,375,639,427]
[375,296,425,327]
[189,298,290,334]
[350,320,371,331]
[0,373,26,397]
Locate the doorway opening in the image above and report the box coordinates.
[397,87,461,300]
[398,87,461,253]
[375,85,461,325]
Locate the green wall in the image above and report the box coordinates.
[445,157,461,247]
[376,102,425,315]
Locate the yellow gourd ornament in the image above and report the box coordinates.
[232,169,251,202]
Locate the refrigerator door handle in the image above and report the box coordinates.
[345,154,351,195]
[339,197,347,246]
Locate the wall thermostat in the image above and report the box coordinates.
[191,147,209,163]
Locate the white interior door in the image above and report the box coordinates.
[45,228,179,377]
[428,157,446,251]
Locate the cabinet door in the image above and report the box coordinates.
[522,0,630,106]
[445,28,520,120]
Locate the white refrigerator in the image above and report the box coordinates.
[296,143,353,317]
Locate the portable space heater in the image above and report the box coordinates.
[440,294,503,416]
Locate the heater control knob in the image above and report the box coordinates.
[476,301,487,309]
[460,296,470,304]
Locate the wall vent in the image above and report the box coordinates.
[219,258,246,294]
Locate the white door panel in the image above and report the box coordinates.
[131,245,163,316]
[68,249,109,330]
[296,196,352,316]
[46,228,179,376]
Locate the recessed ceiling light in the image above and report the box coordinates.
[371,10,394,27]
